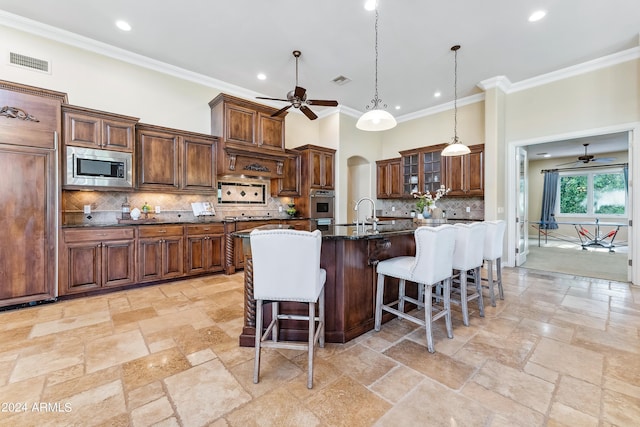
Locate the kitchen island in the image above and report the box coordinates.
[235,219,445,346]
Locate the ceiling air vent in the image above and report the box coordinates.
[9,52,50,74]
[331,75,351,86]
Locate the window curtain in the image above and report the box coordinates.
[623,164,628,194]
[540,170,559,229]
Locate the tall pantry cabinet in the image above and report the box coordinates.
[0,81,66,307]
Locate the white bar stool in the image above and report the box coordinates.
[482,220,506,306]
[450,222,487,326]
[250,229,326,389]
[374,225,457,353]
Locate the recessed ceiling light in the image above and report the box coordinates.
[528,10,547,22]
[434,91,441,98]
[537,152,551,157]
[257,73,266,80]
[116,20,131,31]
[364,0,377,11]
[395,105,401,110]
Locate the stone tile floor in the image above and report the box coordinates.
[0,268,639,426]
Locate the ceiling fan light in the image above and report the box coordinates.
[356,109,397,131]
[442,138,471,156]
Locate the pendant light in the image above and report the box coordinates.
[441,45,471,156]
[356,4,397,131]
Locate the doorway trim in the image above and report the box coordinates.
[506,122,639,285]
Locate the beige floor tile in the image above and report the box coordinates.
[127,380,165,411]
[10,340,85,383]
[529,337,604,385]
[131,396,174,427]
[602,389,640,426]
[225,386,322,427]
[555,375,601,417]
[473,359,554,414]
[574,324,640,354]
[369,365,424,404]
[376,378,492,426]
[327,344,397,386]
[383,339,476,390]
[164,359,251,426]
[306,376,391,426]
[85,329,149,374]
[548,402,599,427]
[516,318,575,343]
[28,310,112,338]
[121,347,191,391]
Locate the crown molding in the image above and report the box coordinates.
[477,76,512,92]
[396,93,485,123]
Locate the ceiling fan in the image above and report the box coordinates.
[256,50,338,120]
[556,143,616,166]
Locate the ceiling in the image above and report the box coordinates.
[0,1,637,159]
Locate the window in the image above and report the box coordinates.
[558,169,626,216]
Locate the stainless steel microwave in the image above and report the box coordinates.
[65,146,133,188]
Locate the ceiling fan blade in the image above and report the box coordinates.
[256,96,289,102]
[592,157,616,163]
[307,99,338,107]
[271,104,293,117]
[556,160,579,166]
[294,86,306,99]
[300,105,318,120]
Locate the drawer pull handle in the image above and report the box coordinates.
[158,230,167,233]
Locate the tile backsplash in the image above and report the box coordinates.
[62,189,294,225]
[375,196,484,220]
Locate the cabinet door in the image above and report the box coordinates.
[322,152,334,189]
[63,242,101,293]
[0,145,55,302]
[376,161,390,198]
[102,118,134,152]
[183,136,215,191]
[422,151,442,194]
[186,235,207,275]
[388,159,403,198]
[137,129,180,190]
[467,147,484,195]
[64,112,101,148]
[162,236,184,278]
[207,235,225,272]
[402,153,419,195]
[273,154,300,196]
[444,155,465,196]
[310,150,334,189]
[138,238,163,282]
[257,113,284,150]
[225,103,255,145]
[102,240,136,287]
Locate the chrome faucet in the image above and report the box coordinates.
[354,197,378,233]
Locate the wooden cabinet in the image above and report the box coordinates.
[271,150,301,197]
[138,225,184,282]
[296,144,335,190]
[136,123,217,193]
[283,219,311,231]
[62,105,138,152]
[443,144,484,196]
[210,94,288,178]
[185,224,225,275]
[59,227,136,295]
[210,93,285,152]
[0,81,65,307]
[376,158,402,199]
[399,144,446,197]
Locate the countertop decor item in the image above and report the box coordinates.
[413,185,450,214]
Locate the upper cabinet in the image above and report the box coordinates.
[62,105,138,153]
[296,144,335,190]
[271,149,301,197]
[399,144,446,198]
[443,143,484,196]
[376,158,402,199]
[210,94,288,179]
[136,123,217,193]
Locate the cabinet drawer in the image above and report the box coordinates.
[186,224,225,235]
[64,227,134,242]
[138,225,184,238]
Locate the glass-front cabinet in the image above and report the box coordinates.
[400,144,446,197]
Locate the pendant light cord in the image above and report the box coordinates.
[374,9,379,102]
[452,45,460,142]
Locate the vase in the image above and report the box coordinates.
[422,210,431,219]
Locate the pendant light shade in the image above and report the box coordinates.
[357,7,396,132]
[441,45,470,156]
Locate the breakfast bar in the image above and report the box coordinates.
[235,219,444,346]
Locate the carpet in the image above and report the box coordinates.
[522,244,628,282]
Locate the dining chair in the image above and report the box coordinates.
[482,220,506,306]
[450,222,487,326]
[374,224,457,353]
[250,228,326,389]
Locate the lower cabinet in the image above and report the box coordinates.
[60,227,136,295]
[138,225,185,282]
[185,224,225,275]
